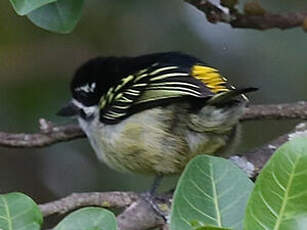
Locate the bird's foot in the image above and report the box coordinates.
[141,192,171,221]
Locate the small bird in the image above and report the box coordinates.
[58,52,256,191]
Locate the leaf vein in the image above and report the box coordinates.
[195,163,212,179]
[190,179,214,200]
[217,184,235,199]
[293,168,307,177]
[182,193,217,222]
[258,191,278,218]
[271,190,284,201]
[273,155,300,230]
[176,198,193,226]
[288,189,307,200]
[272,171,286,192]
[209,162,222,227]
[0,196,12,230]
[250,207,270,230]
[214,166,229,185]
[221,190,250,214]
[11,206,34,220]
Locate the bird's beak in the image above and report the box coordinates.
[57,101,80,117]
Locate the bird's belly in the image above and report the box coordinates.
[79,106,232,175]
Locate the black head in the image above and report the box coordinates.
[71,57,111,106]
[58,57,122,119]
[69,55,155,106]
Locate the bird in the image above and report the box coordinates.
[57,52,256,193]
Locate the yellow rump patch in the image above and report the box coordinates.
[191,65,230,93]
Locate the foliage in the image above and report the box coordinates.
[170,155,253,230]
[54,207,117,230]
[0,193,42,230]
[244,137,307,230]
[9,0,56,15]
[1,137,307,229]
[170,137,307,230]
[0,194,117,230]
[9,0,84,33]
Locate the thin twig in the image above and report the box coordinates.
[39,192,139,217]
[0,102,306,148]
[0,120,85,148]
[117,199,165,230]
[186,0,307,30]
[243,101,307,120]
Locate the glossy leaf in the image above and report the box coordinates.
[244,137,307,230]
[191,220,231,230]
[195,227,231,230]
[9,0,56,15]
[0,192,43,230]
[170,155,253,230]
[54,207,117,230]
[27,0,84,33]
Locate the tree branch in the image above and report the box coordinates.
[117,199,166,230]
[243,101,307,120]
[39,192,139,216]
[0,118,85,148]
[186,0,307,30]
[0,102,306,148]
[39,191,166,230]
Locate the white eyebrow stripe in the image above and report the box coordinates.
[75,82,96,93]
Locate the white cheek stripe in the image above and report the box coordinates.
[72,99,98,115]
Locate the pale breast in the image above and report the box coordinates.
[79,103,243,175]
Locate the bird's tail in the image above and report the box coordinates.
[206,87,258,105]
[188,87,257,133]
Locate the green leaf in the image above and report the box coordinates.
[27,0,84,33]
[195,227,231,230]
[54,207,117,230]
[170,155,253,230]
[244,137,307,230]
[10,0,57,15]
[0,192,43,230]
[190,220,231,230]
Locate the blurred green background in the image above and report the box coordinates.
[0,0,306,211]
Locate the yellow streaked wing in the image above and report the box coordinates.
[191,65,230,94]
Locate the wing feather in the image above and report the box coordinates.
[99,62,233,124]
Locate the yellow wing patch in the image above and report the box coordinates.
[191,65,230,94]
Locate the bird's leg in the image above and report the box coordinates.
[142,175,169,221]
[150,175,163,195]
